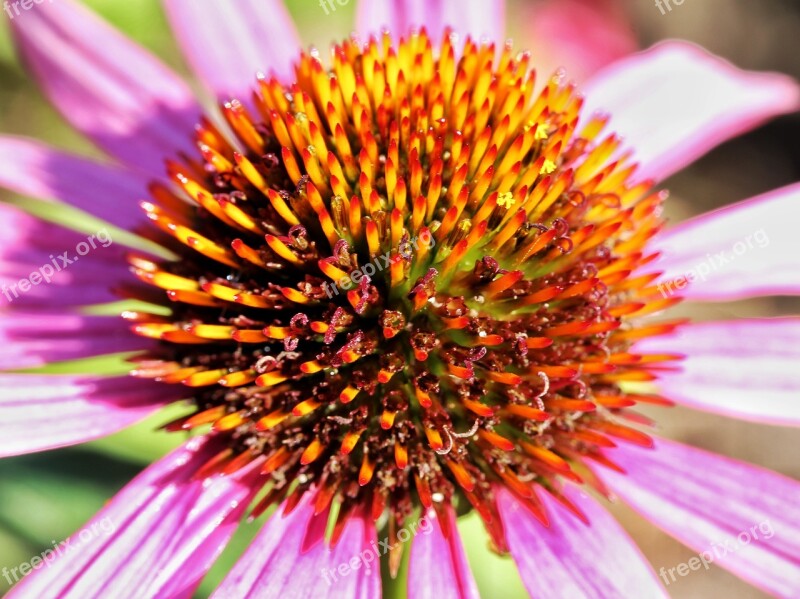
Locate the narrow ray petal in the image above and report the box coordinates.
[0,279,119,307]
[0,196,127,265]
[0,312,152,370]
[650,183,800,300]
[8,437,261,598]
[0,375,180,457]
[356,0,505,43]
[408,506,479,599]
[0,137,148,230]
[583,42,800,182]
[595,438,800,598]
[212,493,381,598]
[497,486,668,599]
[0,202,136,307]
[163,0,301,103]
[10,0,200,175]
[638,319,800,426]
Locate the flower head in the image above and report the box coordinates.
[124,30,685,561]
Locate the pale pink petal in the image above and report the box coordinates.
[497,486,668,599]
[213,493,381,598]
[0,136,149,230]
[520,0,637,83]
[595,438,800,598]
[0,312,152,370]
[164,0,301,103]
[583,42,800,182]
[8,437,261,599]
[10,0,200,176]
[0,375,180,457]
[650,183,800,300]
[637,319,800,426]
[408,507,479,599]
[356,0,505,43]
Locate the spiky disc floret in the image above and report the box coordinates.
[129,29,681,559]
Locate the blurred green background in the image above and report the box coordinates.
[0,1,799,597]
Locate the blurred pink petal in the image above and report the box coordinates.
[0,312,152,370]
[408,507,479,599]
[583,42,800,182]
[0,375,180,457]
[10,0,200,176]
[356,0,505,43]
[596,438,800,598]
[0,204,132,307]
[0,280,117,307]
[213,493,381,598]
[8,437,261,599]
[496,486,668,598]
[520,0,637,83]
[651,182,800,300]
[638,319,800,426]
[163,0,301,104]
[0,199,128,265]
[0,137,148,231]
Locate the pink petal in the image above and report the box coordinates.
[408,507,479,599]
[0,199,129,264]
[163,0,301,103]
[583,42,800,182]
[496,486,668,599]
[8,437,261,598]
[0,375,179,457]
[650,182,800,300]
[10,0,200,176]
[213,494,381,598]
[0,312,151,370]
[594,438,800,598]
[0,202,134,307]
[519,0,637,83]
[0,260,130,310]
[0,136,149,230]
[356,0,505,43]
[637,318,800,426]
[0,280,117,307]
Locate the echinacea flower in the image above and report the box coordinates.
[1,0,799,597]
